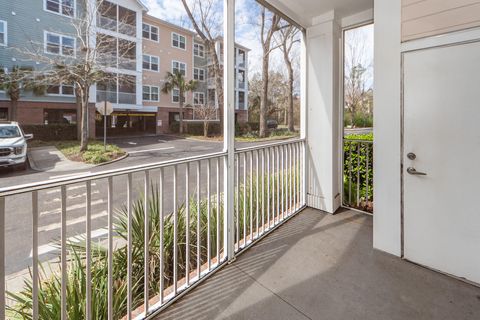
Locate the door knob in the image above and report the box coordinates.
[407,167,427,176]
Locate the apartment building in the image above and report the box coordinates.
[141,15,196,134]
[0,0,249,136]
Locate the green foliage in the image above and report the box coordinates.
[343,138,373,212]
[56,141,125,164]
[22,124,77,141]
[344,111,373,128]
[8,165,301,319]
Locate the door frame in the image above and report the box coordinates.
[340,20,374,213]
[400,28,480,261]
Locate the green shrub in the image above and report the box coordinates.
[22,124,77,141]
[8,166,301,319]
[343,138,373,212]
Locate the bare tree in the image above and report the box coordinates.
[181,0,225,131]
[13,0,137,151]
[259,8,283,137]
[344,26,373,127]
[277,25,299,132]
[194,103,217,137]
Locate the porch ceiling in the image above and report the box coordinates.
[264,0,373,27]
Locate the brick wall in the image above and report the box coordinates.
[0,101,96,138]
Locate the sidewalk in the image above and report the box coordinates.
[28,146,94,172]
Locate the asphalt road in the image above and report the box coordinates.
[0,135,286,289]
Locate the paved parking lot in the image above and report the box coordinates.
[0,135,288,289]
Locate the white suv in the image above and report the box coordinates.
[0,122,33,170]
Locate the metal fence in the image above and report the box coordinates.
[342,139,373,213]
[0,139,305,320]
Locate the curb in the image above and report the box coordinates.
[95,152,129,167]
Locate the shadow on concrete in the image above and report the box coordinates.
[158,209,480,320]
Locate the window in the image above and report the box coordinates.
[193,92,205,106]
[45,32,75,56]
[143,86,159,102]
[172,32,186,50]
[45,0,75,17]
[143,54,159,72]
[0,21,6,46]
[47,84,75,96]
[194,43,204,57]
[239,91,245,108]
[172,88,180,103]
[172,61,186,76]
[193,68,205,81]
[142,23,158,41]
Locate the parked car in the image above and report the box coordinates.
[267,119,278,129]
[0,122,33,170]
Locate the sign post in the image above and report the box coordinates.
[96,101,113,151]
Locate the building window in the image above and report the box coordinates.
[193,92,205,106]
[45,32,75,56]
[194,43,204,57]
[143,54,159,72]
[142,23,158,41]
[44,0,75,17]
[172,88,180,103]
[142,85,159,101]
[238,91,245,108]
[0,21,6,46]
[0,108,8,120]
[44,109,77,125]
[193,68,205,81]
[172,61,186,76]
[172,32,186,50]
[46,84,75,96]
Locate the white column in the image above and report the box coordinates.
[305,11,342,213]
[136,10,143,108]
[373,0,402,256]
[223,0,235,261]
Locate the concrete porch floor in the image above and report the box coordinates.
[156,208,480,320]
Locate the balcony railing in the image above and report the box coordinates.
[97,90,136,105]
[97,15,136,37]
[0,139,305,319]
[343,138,373,213]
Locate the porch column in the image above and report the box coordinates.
[223,0,236,261]
[305,11,342,213]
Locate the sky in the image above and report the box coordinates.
[142,0,295,76]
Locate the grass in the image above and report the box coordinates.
[235,128,299,142]
[29,140,126,164]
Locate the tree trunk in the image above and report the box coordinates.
[80,89,89,152]
[259,51,269,138]
[75,88,82,141]
[203,120,209,137]
[10,99,18,122]
[179,89,184,134]
[287,62,294,132]
[212,51,224,134]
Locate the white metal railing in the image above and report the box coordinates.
[97,15,136,37]
[96,90,136,105]
[0,139,305,320]
[343,138,373,213]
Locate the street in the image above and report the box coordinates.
[0,135,284,292]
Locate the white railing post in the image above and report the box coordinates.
[0,196,4,320]
[224,0,236,262]
[300,30,308,206]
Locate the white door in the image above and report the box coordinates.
[403,40,480,284]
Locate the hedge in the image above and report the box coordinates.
[22,124,77,141]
